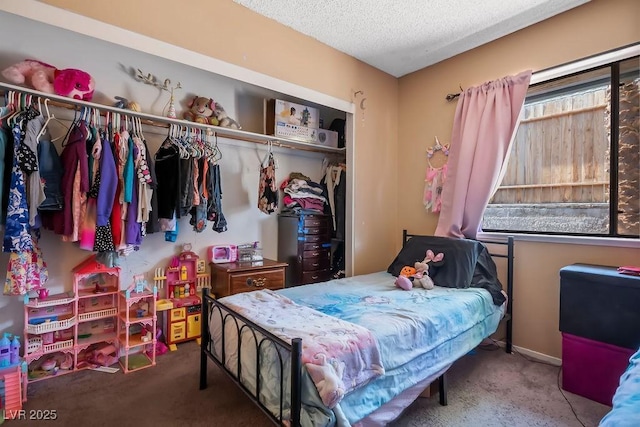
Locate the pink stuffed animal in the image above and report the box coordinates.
[1,59,95,101]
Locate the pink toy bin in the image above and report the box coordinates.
[561,333,635,406]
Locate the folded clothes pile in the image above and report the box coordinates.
[280,172,327,213]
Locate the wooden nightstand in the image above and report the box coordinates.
[210,259,288,298]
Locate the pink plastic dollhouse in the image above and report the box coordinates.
[118,275,157,373]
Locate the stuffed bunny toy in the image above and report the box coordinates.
[413,250,444,289]
[2,59,95,101]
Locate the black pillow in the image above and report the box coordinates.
[387,235,485,288]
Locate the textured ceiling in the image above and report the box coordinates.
[233,0,590,77]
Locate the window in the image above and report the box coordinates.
[483,48,639,239]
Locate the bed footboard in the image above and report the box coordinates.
[200,288,302,426]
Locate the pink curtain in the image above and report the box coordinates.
[435,70,532,239]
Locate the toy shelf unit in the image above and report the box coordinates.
[118,275,157,373]
[73,256,120,299]
[23,292,76,382]
[73,255,120,372]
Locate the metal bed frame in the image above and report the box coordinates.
[200,231,515,426]
[402,231,515,407]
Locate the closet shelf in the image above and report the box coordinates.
[0,81,346,156]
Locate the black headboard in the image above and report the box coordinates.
[402,230,514,353]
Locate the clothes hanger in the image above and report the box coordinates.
[37,98,70,142]
[191,128,202,158]
[174,125,189,159]
[137,117,145,141]
[6,92,23,126]
[208,131,222,163]
[260,140,274,167]
[0,96,14,125]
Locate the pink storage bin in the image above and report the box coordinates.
[562,333,634,406]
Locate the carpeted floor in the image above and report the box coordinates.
[17,341,611,427]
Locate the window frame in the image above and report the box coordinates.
[481,43,640,244]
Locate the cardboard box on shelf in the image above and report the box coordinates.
[265,99,319,143]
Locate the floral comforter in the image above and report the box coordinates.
[219,289,385,408]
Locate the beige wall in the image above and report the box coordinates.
[30,0,640,359]
[398,0,640,358]
[40,0,400,274]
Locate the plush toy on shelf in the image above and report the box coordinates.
[213,101,242,129]
[1,59,95,101]
[183,95,217,125]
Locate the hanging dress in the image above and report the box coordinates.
[3,107,49,296]
[4,109,39,253]
[190,157,208,233]
[258,151,278,214]
[56,121,89,237]
[23,114,46,228]
[79,128,101,251]
[94,130,119,267]
[154,140,181,232]
[207,161,227,233]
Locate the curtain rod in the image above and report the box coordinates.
[0,81,345,155]
[444,44,640,102]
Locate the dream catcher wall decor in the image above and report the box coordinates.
[423,137,450,213]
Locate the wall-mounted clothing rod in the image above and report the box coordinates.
[0,81,346,156]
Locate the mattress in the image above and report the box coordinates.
[210,271,505,426]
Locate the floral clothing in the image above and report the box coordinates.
[3,123,34,253]
[3,241,48,296]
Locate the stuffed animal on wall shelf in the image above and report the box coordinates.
[212,101,241,129]
[183,96,217,125]
[1,59,95,101]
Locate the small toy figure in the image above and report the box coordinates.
[93,281,106,293]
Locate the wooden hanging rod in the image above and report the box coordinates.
[0,82,346,155]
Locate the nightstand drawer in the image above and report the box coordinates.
[230,269,285,294]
